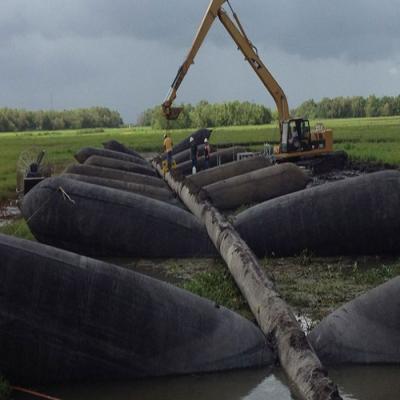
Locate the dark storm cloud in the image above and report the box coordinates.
[2,1,399,61]
[1,0,399,121]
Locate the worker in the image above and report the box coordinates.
[204,138,210,169]
[190,136,198,174]
[289,126,300,151]
[163,133,173,170]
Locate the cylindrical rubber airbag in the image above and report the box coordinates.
[176,147,245,175]
[85,155,156,177]
[22,177,215,257]
[64,164,165,188]
[172,128,212,155]
[102,139,144,159]
[204,164,310,210]
[75,147,149,166]
[309,276,400,364]
[0,233,272,384]
[63,173,182,207]
[186,156,271,188]
[235,171,400,256]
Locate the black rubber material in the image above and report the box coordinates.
[64,164,166,189]
[63,173,183,207]
[235,170,400,256]
[186,156,271,188]
[176,147,246,175]
[0,233,272,385]
[75,147,149,166]
[309,276,400,364]
[85,155,157,177]
[171,128,212,156]
[204,163,310,210]
[102,139,144,159]
[22,176,216,257]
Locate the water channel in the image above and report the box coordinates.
[22,365,399,400]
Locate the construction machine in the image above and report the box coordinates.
[162,0,346,169]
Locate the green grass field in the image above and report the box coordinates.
[0,116,399,201]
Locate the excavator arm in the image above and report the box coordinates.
[162,0,226,119]
[162,0,290,123]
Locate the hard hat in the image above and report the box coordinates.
[189,137,194,142]
[204,138,208,143]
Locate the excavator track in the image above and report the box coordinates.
[278,150,348,174]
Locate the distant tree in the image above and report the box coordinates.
[0,107,123,132]
[365,95,381,117]
[137,100,272,129]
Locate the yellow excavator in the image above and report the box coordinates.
[162,0,346,169]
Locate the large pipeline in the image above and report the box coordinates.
[22,176,215,257]
[204,163,310,210]
[186,155,271,188]
[0,233,272,385]
[75,147,149,166]
[64,164,166,188]
[235,170,400,256]
[309,276,400,364]
[84,155,157,177]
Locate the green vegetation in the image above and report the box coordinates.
[166,255,400,329]
[0,375,10,400]
[138,100,272,129]
[182,264,253,320]
[262,256,400,329]
[0,219,34,240]
[0,116,399,201]
[294,95,400,119]
[0,107,122,132]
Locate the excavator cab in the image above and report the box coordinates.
[276,117,335,163]
[280,118,311,153]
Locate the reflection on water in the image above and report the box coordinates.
[330,365,400,400]
[31,365,400,400]
[38,368,294,400]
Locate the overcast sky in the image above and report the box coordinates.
[1,0,399,122]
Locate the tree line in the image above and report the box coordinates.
[293,95,400,119]
[0,107,123,132]
[137,100,273,129]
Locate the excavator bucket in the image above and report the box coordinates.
[165,107,183,120]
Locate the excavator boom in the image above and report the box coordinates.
[162,0,226,118]
[162,0,290,123]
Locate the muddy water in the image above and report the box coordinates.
[29,366,400,400]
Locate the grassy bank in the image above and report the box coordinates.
[0,219,34,240]
[157,255,400,331]
[0,116,399,200]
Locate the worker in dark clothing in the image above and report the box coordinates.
[204,138,210,169]
[190,136,198,174]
